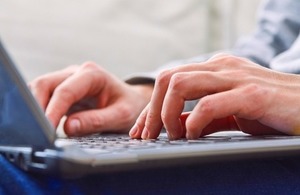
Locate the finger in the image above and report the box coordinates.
[29,65,78,110]
[180,113,239,137]
[161,72,234,139]
[66,97,98,115]
[199,116,240,136]
[141,72,171,139]
[161,77,185,140]
[185,85,268,139]
[179,112,190,137]
[45,64,106,128]
[129,104,149,139]
[141,67,214,139]
[141,56,249,139]
[185,92,238,139]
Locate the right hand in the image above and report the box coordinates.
[130,54,300,140]
[29,62,153,136]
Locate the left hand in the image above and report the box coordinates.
[29,62,153,136]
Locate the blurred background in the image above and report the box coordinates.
[0,0,261,81]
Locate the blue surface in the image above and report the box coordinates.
[1,155,300,195]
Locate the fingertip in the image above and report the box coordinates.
[186,131,198,140]
[166,125,183,140]
[129,125,137,137]
[131,108,148,139]
[141,127,149,139]
[129,124,141,138]
[185,111,208,139]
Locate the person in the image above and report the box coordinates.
[29,0,300,140]
[2,0,300,194]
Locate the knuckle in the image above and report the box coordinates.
[210,54,251,71]
[29,76,49,90]
[80,62,106,82]
[82,61,97,68]
[246,83,269,104]
[244,83,266,97]
[156,69,173,87]
[168,73,186,91]
[221,55,239,65]
[198,97,215,115]
[215,55,243,68]
[240,83,266,116]
[80,61,102,72]
[161,110,171,125]
[211,53,231,60]
[54,86,77,102]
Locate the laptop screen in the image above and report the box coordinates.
[0,40,55,148]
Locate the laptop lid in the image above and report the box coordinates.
[0,40,55,148]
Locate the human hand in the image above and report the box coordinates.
[29,62,153,136]
[129,54,300,140]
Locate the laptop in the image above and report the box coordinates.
[1,40,300,178]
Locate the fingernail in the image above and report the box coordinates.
[129,124,138,137]
[69,119,80,135]
[141,128,149,139]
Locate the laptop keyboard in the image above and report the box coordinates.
[55,133,298,154]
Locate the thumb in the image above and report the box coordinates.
[63,107,131,136]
